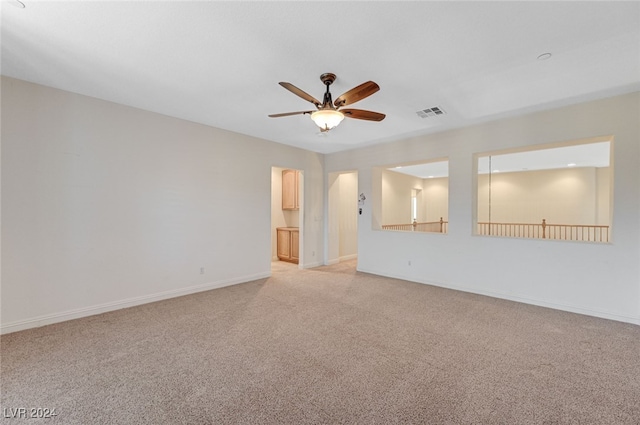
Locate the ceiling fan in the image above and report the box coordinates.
[268,73,385,132]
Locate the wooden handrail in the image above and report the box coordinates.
[477,219,609,242]
[382,217,448,233]
[383,219,608,241]
[383,218,608,241]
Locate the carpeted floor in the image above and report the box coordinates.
[2,260,639,424]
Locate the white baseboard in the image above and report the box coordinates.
[357,267,640,326]
[325,254,357,266]
[0,272,271,335]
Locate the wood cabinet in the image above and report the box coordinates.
[282,169,299,210]
[277,227,299,264]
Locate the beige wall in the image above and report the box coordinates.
[422,177,449,223]
[381,169,422,224]
[477,167,610,225]
[596,167,611,225]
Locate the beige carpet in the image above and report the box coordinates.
[2,260,639,424]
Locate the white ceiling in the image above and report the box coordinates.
[2,1,639,154]
[390,161,449,179]
[476,141,611,175]
[390,141,611,179]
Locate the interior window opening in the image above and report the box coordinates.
[379,159,449,233]
[475,138,612,243]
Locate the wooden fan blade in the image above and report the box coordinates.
[334,81,380,108]
[268,110,315,118]
[340,108,386,121]
[279,82,322,107]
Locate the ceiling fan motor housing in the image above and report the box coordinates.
[320,73,337,86]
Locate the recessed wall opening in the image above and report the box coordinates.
[376,159,449,233]
[411,189,420,222]
[475,137,613,243]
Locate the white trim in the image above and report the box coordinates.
[339,254,358,262]
[0,272,270,335]
[357,267,640,326]
[302,261,323,269]
[325,254,357,266]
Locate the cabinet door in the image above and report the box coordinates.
[277,229,290,259]
[282,169,299,210]
[290,230,299,262]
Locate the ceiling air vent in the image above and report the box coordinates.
[416,106,446,118]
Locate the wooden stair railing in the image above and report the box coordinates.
[382,218,448,233]
[477,219,609,242]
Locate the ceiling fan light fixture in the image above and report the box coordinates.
[310,109,344,131]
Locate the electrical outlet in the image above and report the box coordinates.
[408,260,411,266]
[200,267,204,274]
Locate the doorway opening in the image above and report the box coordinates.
[271,167,303,270]
[327,171,358,265]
